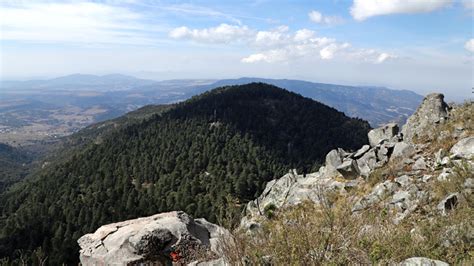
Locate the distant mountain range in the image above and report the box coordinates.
[1,74,156,91]
[1,74,423,128]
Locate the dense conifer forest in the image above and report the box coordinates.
[0,144,32,194]
[0,83,370,264]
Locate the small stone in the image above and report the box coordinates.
[413,157,427,170]
[395,175,412,187]
[422,175,432,183]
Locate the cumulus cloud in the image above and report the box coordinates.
[293,29,315,42]
[169,24,394,64]
[350,0,452,21]
[254,25,290,47]
[308,10,344,25]
[169,23,251,43]
[465,39,474,53]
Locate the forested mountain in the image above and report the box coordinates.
[0,83,370,264]
[205,78,423,126]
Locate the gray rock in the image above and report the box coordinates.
[376,144,391,166]
[241,168,353,229]
[336,159,360,179]
[450,136,474,160]
[437,193,459,216]
[413,157,427,170]
[356,149,377,177]
[189,258,228,266]
[325,149,344,168]
[398,257,449,266]
[392,142,416,160]
[395,175,412,187]
[464,178,474,189]
[368,123,399,147]
[391,190,411,204]
[401,93,450,143]
[353,145,370,158]
[352,181,399,211]
[78,211,228,265]
[434,149,449,167]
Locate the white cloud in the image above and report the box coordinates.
[320,43,350,60]
[465,39,474,52]
[241,30,391,64]
[376,52,396,63]
[350,0,453,21]
[309,10,323,23]
[294,29,315,42]
[308,10,344,25]
[0,2,159,45]
[254,26,290,47]
[169,23,252,43]
[349,49,397,64]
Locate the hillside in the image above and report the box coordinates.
[77,93,473,265]
[0,83,370,264]
[0,144,32,193]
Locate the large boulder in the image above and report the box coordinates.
[368,123,399,147]
[78,211,228,265]
[401,93,450,143]
[450,136,474,160]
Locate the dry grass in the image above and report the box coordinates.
[222,164,473,265]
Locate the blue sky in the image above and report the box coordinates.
[0,0,473,100]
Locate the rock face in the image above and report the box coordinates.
[78,211,228,265]
[401,93,450,143]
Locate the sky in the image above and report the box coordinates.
[0,0,473,100]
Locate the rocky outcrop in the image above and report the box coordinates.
[241,93,472,229]
[401,93,450,143]
[78,211,229,265]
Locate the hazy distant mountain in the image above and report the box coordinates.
[0,74,156,91]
